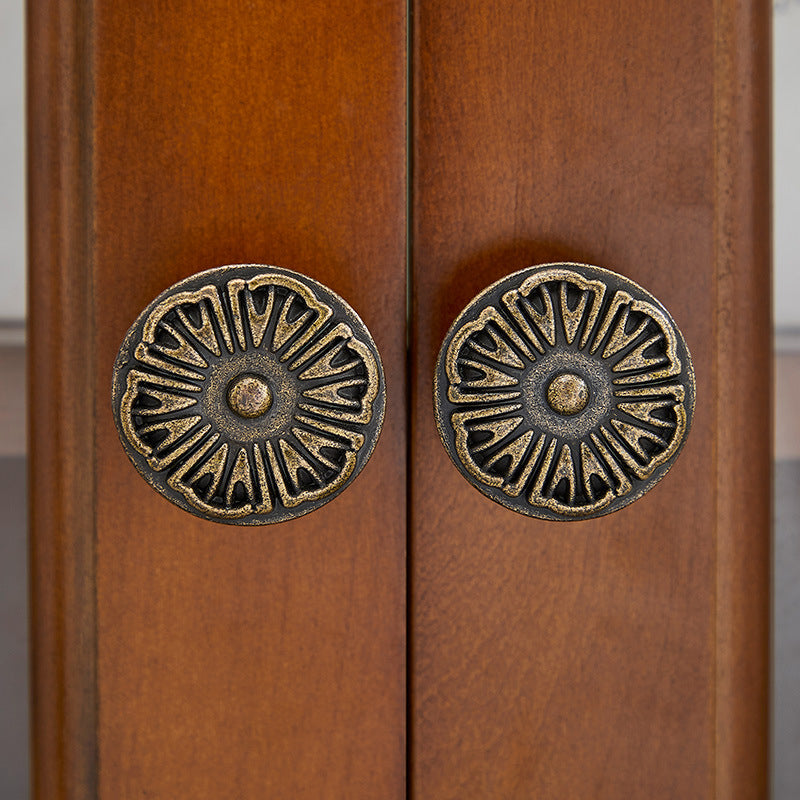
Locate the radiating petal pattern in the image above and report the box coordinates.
[113,265,384,524]
[434,263,695,520]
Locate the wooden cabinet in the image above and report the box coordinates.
[29,1,770,797]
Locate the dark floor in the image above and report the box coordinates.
[0,457,28,799]
[774,460,800,800]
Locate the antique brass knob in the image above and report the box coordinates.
[433,263,695,521]
[112,264,385,524]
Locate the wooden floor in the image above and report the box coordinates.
[1,344,798,796]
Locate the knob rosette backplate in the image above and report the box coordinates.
[112,264,385,524]
[433,263,695,521]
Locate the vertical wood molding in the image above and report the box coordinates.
[713,0,771,795]
[27,0,98,798]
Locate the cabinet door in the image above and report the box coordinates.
[410,1,770,798]
[29,1,770,798]
[28,2,407,797]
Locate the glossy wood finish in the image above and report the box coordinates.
[410,0,770,797]
[29,1,406,797]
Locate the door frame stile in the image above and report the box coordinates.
[28,0,98,796]
[712,0,771,795]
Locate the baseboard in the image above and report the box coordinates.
[0,322,26,348]
[775,326,800,353]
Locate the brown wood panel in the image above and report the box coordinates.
[30,1,407,797]
[29,1,98,797]
[410,0,770,797]
[713,0,771,793]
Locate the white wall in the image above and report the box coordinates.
[0,0,24,322]
[775,1,800,330]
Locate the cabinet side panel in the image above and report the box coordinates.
[36,1,409,797]
[410,0,769,797]
[28,1,97,797]
[713,0,771,794]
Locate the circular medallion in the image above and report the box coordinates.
[112,264,385,524]
[433,263,695,521]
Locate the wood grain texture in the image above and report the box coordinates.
[30,1,407,797]
[28,1,98,797]
[30,0,770,795]
[713,0,771,794]
[410,0,770,797]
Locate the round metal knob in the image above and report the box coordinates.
[433,263,695,521]
[112,264,385,524]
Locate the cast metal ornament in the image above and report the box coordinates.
[112,264,385,524]
[433,263,695,521]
